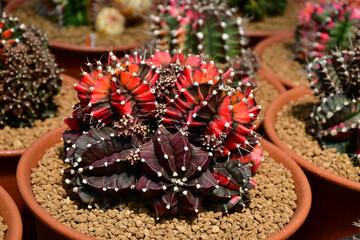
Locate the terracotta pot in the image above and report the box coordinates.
[17,125,311,240]
[4,0,147,53]
[254,30,298,89]
[0,185,22,240]
[0,74,77,240]
[264,86,360,239]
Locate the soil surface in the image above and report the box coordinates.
[254,75,279,125]
[10,1,151,47]
[0,215,7,240]
[31,144,296,240]
[262,41,308,86]
[276,95,360,181]
[244,0,303,32]
[0,84,78,150]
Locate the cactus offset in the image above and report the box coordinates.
[63,50,263,217]
[113,0,152,19]
[228,0,287,21]
[295,1,360,61]
[0,13,61,128]
[306,47,360,166]
[151,0,250,64]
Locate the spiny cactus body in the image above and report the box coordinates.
[63,50,262,218]
[296,1,360,61]
[0,13,61,128]
[307,48,360,166]
[151,0,249,64]
[228,0,287,21]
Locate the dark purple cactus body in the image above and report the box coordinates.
[63,126,141,209]
[136,126,218,218]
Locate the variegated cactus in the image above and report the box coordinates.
[63,50,263,218]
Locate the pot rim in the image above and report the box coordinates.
[0,73,78,158]
[4,0,149,53]
[0,185,23,240]
[264,85,360,191]
[17,126,311,240]
[254,30,298,89]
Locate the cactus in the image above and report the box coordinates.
[95,7,125,36]
[113,0,152,19]
[136,126,218,218]
[0,13,62,128]
[306,47,360,166]
[227,0,287,21]
[295,1,360,61]
[63,50,263,217]
[150,0,250,64]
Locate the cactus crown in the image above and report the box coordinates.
[295,0,360,61]
[227,0,288,21]
[151,0,249,64]
[63,50,263,218]
[306,46,360,166]
[0,13,62,128]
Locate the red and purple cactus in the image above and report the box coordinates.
[306,46,360,166]
[295,0,360,61]
[63,50,263,218]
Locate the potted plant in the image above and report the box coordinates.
[0,12,78,238]
[254,0,360,88]
[17,50,311,239]
[264,41,360,238]
[0,185,22,240]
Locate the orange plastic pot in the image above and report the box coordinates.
[264,86,360,239]
[0,185,22,240]
[254,31,298,89]
[0,74,77,240]
[17,126,311,240]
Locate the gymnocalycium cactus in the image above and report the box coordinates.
[63,50,262,218]
[0,13,62,128]
[295,0,360,61]
[151,0,250,64]
[227,0,287,21]
[306,47,360,166]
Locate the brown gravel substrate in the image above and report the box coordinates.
[276,95,360,181]
[262,41,308,86]
[0,215,7,240]
[244,0,302,32]
[0,85,78,150]
[31,144,296,240]
[10,1,150,47]
[254,75,279,124]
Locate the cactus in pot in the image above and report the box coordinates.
[306,45,360,166]
[0,13,62,128]
[62,50,263,218]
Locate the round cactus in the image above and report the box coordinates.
[63,50,263,218]
[295,1,360,61]
[0,13,62,128]
[95,7,125,37]
[113,0,152,19]
[306,46,360,166]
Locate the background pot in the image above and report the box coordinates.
[264,86,360,239]
[16,125,311,240]
[254,31,298,89]
[4,0,149,78]
[0,185,23,240]
[0,74,77,240]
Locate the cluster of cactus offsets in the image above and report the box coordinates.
[295,1,360,61]
[0,13,62,128]
[63,50,263,218]
[306,48,360,166]
[227,0,287,21]
[150,0,250,64]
